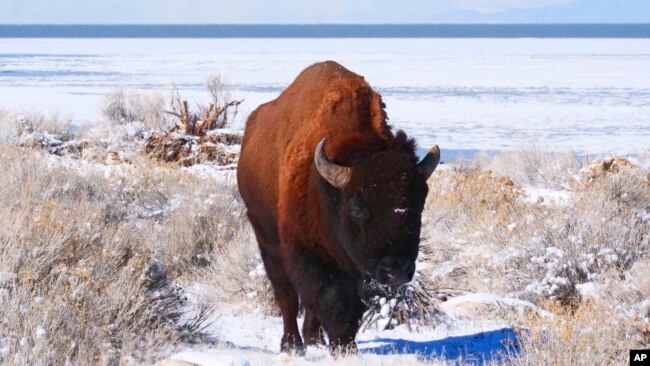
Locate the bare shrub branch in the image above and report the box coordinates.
[165,76,242,136]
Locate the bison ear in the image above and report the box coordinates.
[417,145,440,179]
[314,138,352,188]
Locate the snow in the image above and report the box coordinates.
[380,303,391,317]
[438,292,543,319]
[2,38,649,159]
[167,291,535,365]
[35,325,47,338]
[0,271,16,285]
[167,312,519,365]
[248,263,266,278]
[523,186,572,206]
[637,209,650,221]
[639,300,650,321]
[576,282,601,300]
[170,352,250,366]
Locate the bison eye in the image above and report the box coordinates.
[348,196,369,224]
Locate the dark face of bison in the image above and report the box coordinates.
[315,138,440,287]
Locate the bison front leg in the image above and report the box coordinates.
[288,250,365,354]
[317,278,365,353]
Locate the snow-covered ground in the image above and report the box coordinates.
[166,292,534,366]
[1,38,650,159]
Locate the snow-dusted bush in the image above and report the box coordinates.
[0,146,246,364]
[203,74,242,131]
[489,146,583,189]
[102,89,173,131]
[0,110,74,144]
[521,158,649,304]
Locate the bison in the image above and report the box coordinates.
[237,61,440,354]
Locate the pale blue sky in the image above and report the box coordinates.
[0,0,648,24]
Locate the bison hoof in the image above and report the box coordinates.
[281,334,305,356]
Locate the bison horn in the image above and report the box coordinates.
[314,138,351,188]
[417,145,441,179]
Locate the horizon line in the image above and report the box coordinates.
[2,23,650,26]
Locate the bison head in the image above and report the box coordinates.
[315,137,440,287]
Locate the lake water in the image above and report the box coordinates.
[1,38,649,158]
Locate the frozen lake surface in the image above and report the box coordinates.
[1,38,649,159]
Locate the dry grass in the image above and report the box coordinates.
[0,145,247,364]
[102,89,174,131]
[506,302,646,366]
[421,153,649,306]
[488,147,584,189]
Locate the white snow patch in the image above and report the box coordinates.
[170,351,250,366]
[169,294,521,365]
[440,293,538,314]
[380,303,391,317]
[576,282,602,300]
[35,325,47,338]
[636,209,650,221]
[523,186,572,206]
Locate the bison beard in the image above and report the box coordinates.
[237,61,440,354]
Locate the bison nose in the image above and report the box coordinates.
[375,256,415,286]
